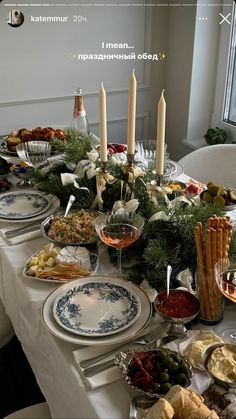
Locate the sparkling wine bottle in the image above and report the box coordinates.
[71,87,90,134]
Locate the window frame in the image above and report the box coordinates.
[211,1,236,140]
[223,3,236,126]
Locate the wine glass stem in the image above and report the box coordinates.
[117,249,122,276]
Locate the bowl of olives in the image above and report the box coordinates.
[115,347,192,398]
[200,182,236,211]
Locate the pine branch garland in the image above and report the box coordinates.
[52,129,93,165]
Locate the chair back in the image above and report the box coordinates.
[178,144,236,188]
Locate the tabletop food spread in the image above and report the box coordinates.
[0,119,236,419]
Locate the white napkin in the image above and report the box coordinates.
[0,221,42,246]
[73,344,124,390]
[73,318,165,390]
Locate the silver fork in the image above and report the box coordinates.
[80,323,166,370]
[83,331,183,378]
[4,222,41,239]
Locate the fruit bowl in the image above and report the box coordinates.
[115,347,192,398]
[154,289,200,335]
[200,183,236,211]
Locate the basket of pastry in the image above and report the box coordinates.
[6,127,66,152]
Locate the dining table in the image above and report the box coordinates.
[0,162,236,419]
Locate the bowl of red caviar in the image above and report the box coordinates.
[154,289,200,335]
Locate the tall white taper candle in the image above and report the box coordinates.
[127,69,137,155]
[156,89,166,176]
[99,82,107,162]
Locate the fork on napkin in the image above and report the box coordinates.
[73,344,124,389]
[73,323,165,390]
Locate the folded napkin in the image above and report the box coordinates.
[0,221,42,246]
[73,343,124,390]
[73,318,165,390]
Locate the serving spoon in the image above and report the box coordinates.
[161,264,172,307]
[64,194,76,217]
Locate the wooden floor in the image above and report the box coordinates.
[0,336,45,418]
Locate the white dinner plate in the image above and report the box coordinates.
[53,281,141,336]
[23,252,99,284]
[0,192,60,224]
[42,275,152,346]
[0,190,50,220]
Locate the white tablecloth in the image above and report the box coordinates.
[0,172,236,418]
[0,237,133,418]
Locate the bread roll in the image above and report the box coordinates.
[207,411,220,419]
[143,398,174,419]
[165,385,202,419]
[188,404,219,419]
[164,385,219,419]
[6,136,21,152]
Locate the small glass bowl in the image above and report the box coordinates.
[154,289,200,335]
[12,164,33,188]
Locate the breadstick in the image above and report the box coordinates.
[205,228,216,320]
[216,228,223,260]
[222,225,229,259]
[197,263,207,320]
[206,217,215,229]
[194,224,204,265]
[194,223,207,319]
[211,228,217,268]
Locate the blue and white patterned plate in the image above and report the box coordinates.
[0,190,50,219]
[53,281,141,336]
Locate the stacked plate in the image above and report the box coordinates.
[0,190,60,224]
[42,275,152,346]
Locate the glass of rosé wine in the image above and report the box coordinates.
[215,258,236,343]
[94,212,144,276]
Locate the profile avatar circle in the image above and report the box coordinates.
[8,10,24,28]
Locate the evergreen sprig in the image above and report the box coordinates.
[35,171,96,208]
[52,129,93,165]
[119,203,225,290]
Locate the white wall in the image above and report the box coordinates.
[0,0,152,142]
[187,0,221,142]
[0,1,227,161]
[164,6,196,161]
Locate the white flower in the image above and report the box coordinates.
[61,173,89,191]
[112,200,124,213]
[148,211,169,223]
[110,153,127,166]
[112,198,140,215]
[125,199,139,214]
[87,148,99,163]
[74,160,97,179]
